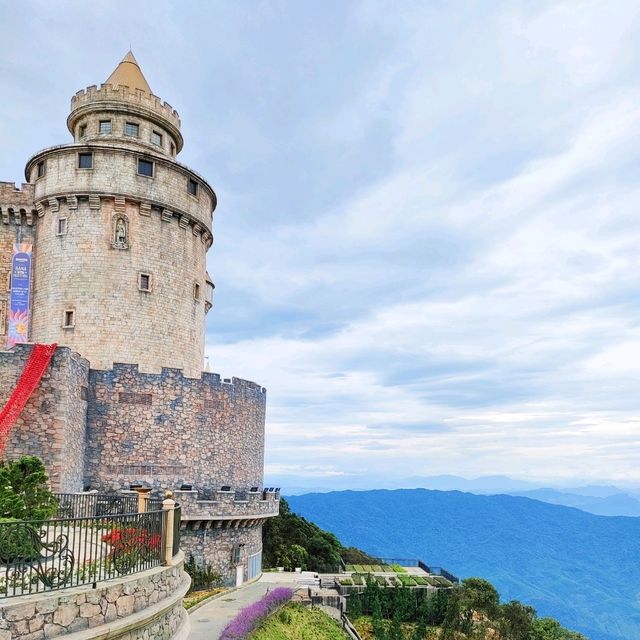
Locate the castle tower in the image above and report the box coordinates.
[26,53,215,378]
[0,54,278,585]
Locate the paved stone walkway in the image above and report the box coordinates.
[188,574,299,640]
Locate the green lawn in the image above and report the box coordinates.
[249,603,349,639]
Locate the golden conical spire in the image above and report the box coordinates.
[105,51,152,94]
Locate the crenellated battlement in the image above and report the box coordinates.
[98,361,266,394]
[70,83,181,130]
[0,182,35,206]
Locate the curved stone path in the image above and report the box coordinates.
[188,573,299,640]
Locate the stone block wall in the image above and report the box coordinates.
[0,183,37,340]
[180,525,263,586]
[86,365,267,493]
[0,345,89,492]
[175,488,280,520]
[29,194,208,378]
[0,552,189,639]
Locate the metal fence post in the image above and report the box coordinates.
[162,492,176,566]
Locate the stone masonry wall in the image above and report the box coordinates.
[180,524,263,586]
[27,146,214,231]
[0,345,89,492]
[29,194,207,378]
[85,365,266,493]
[0,183,37,340]
[0,553,188,639]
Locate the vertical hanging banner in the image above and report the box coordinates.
[7,242,32,348]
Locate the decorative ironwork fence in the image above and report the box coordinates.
[0,509,164,598]
[53,493,139,518]
[148,497,164,511]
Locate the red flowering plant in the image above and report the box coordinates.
[101,525,162,574]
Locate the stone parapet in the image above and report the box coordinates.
[69,84,183,151]
[0,551,190,639]
[176,488,280,523]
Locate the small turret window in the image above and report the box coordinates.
[56,218,68,236]
[125,122,139,137]
[137,159,154,177]
[188,178,199,197]
[170,142,175,156]
[36,161,45,179]
[79,124,87,138]
[138,272,152,292]
[151,131,163,146]
[78,153,93,169]
[194,282,201,301]
[62,310,75,329]
[99,120,112,134]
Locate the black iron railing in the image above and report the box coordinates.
[53,493,139,518]
[0,509,165,598]
[148,497,164,511]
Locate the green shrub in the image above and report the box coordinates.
[184,554,223,593]
[0,456,57,521]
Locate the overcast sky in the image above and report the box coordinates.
[2,1,639,488]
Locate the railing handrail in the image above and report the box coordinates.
[0,505,171,599]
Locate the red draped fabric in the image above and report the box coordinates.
[0,343,57,456]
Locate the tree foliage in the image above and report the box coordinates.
[348,574,586,640]
[0,456,57,520]
[262,498,374,572]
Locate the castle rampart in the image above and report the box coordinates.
[85,364,267,492]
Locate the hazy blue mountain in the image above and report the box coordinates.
[508,489,640,517]
[288,489,640,640]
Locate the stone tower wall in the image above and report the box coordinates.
[0,345,89,492]
[29,191,208,377]
[180,526,263,587]
[85,364,267,492]
[29,145,215,377]
[0,183,37,339]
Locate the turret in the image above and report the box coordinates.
[25,53,216,378]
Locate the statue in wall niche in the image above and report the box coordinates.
[113,216,129,249]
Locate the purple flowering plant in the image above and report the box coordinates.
[219,587,294,639]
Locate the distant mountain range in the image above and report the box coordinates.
[268,474,640,517]
[288,488,640,640]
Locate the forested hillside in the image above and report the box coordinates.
[288,489,640,640]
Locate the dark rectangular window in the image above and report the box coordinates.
[79,124,87,138]
[170,142,175,156]
[139,273,151,291]
[188,178,198,196]
[137,159,153,177]
[37,161,45,178]
[63,310,75,328]
[99,120,112,134]
[125,122,139,137]
[78,153,93,169]
[151,131,162,146]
